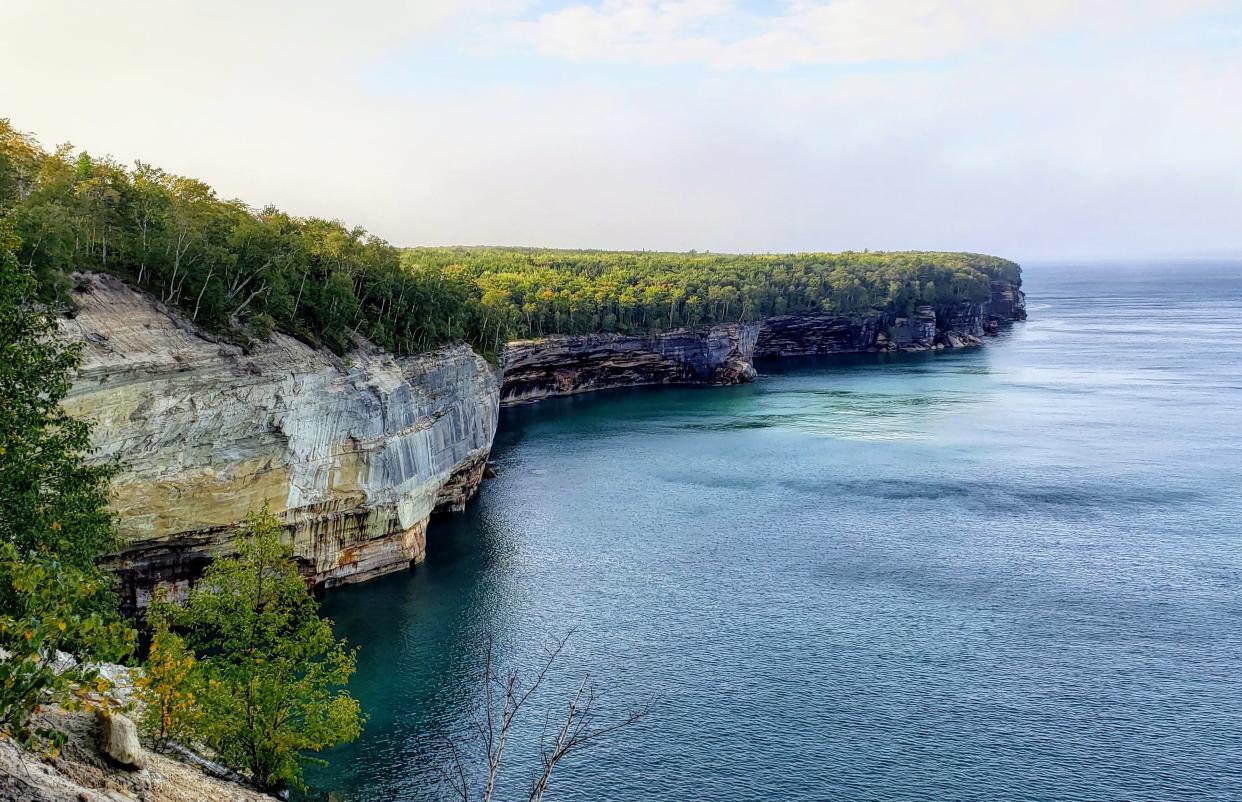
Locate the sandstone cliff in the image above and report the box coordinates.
[59,274,1024,609]
[60,273,500,613]
[500,322,759,406]
[754,281,1026,358]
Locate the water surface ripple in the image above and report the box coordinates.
[309,262,1242,802]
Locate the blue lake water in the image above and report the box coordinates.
[308,262,1242,802]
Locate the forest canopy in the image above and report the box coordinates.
[404,247,1021,350]
[0,119,489,356]
[1,119,1020,358]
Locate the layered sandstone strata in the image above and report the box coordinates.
[500,322,759,406]
[754,281,1026,358]
[60,273,500,612]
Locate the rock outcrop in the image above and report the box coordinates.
[500,322,759,406]
[755,281,1025,358]
[0,657,271,801]
[987,279,1028,324]
[97,711,145,770]
[60,273,500,613]
[0,707,275,802]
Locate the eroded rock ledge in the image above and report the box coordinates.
[500,322,759,406]
[501,280,1026,403]
[755,280,1026,358]
[61,273,500,613]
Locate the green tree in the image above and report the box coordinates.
[0,225,133,748]
[178,507,363,792]
[134,597,197,751]
[0,547,132,749]
[0,227,119,572]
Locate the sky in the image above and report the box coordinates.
[3,1,1241,261]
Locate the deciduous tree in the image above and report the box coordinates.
[177,507,364,793]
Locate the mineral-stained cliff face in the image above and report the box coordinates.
[500,281,1026,402]
[60,273,500,613]
[59,273,1024,607]
[500,322,759,406]
[987,279,1028,324]
[755,280,1026,358]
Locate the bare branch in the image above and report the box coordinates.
[437,630,646,802]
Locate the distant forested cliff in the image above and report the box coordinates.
[405,247,1020,349]
[1,119,1020,358]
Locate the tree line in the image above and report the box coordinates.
[407,246,1021,350]
[3,118,1019,361]
[0,119,493,357]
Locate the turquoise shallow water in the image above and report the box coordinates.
[307,262,1242,802]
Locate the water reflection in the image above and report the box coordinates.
[306,263,1242,802]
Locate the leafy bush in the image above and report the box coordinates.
[134,599,197,750]
[171,508,364,792]
[0,224,134,749]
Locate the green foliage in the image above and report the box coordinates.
[0,545,134,749]
[0,230,119,573]
[404,247,1021,341]
[175,507,363,792]
[134,599,197,750]
[0,226,134,749]
[2,116,1021,362]
[0,118,494,357]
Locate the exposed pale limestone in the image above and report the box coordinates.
[0,706,275,802]
[60,273,500,612]
[96,712,145,770]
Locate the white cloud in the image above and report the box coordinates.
[514,0,1221,69]
[1,1,1239,259]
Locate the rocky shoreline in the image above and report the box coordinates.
[58,273,1024,613]
[61,273,500,615]
[502,279,1027,403]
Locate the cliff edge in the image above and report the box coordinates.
[60,273,500,613]
[500,322,759,406]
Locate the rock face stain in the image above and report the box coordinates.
[500,322,760,406]
[754,281,1026,358]
[62,274,1024,609]
[61,273,500,613]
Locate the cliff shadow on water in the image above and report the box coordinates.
[304,263,1242,802]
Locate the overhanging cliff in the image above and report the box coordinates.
[755,279,1027,358]
[500,322,759,406]
[60,273,500,613]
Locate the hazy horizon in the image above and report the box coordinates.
[5,1,1240,263]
